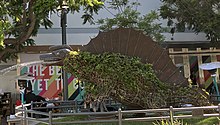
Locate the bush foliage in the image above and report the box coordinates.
[64,51,209,109]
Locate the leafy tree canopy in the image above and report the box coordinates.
[160,0,220,42]
[0,0,103,62]
[96,0,167,42]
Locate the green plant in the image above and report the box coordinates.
[97,0,167,42]
[64,51,210,109]
[0,0,104,62]
[64,51,167,109]
[160,0,220,43]
[153,119,189,125]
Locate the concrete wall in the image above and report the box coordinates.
[0,60,17,94]
[0,70,17,93]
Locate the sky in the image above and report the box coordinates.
[50,0,163,28]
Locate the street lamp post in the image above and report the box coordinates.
[39,0,70,100]
[59,0,69,100]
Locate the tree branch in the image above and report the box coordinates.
[22,0,27,25]
[17,0,36,47]
[4,38,18,45]
[0,48,17,61]
[0,0,36,61]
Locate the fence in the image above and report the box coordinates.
[7,103,220,125]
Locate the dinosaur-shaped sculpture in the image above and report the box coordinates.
[40,28,210,109]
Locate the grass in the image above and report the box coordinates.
[183,117,219,125]
[36,116,220,125]
[37,115,154,125]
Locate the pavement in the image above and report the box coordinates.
[6,116,45,125]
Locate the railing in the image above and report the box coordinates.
[7,104,220,125]
[31,100,82,113]
[30,99,121,113]
[7,104,51,125]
